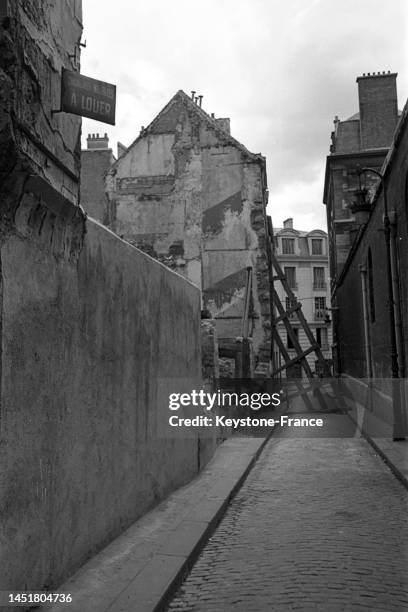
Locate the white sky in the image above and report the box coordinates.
[81,0,408,232]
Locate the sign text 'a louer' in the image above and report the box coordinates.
[61,68,116,125]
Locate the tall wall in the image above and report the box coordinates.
[105,92,272,375]
[0,215,205,592]
[0,1,211,596]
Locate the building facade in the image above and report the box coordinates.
[80,133,116,223]
[323,72,400,289]
[102,91,273,376]
[324,73,408,438]
[274,218,332,377]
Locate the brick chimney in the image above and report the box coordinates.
[357,72,398,149]
[87,133,110,149]
[283,218,293,229]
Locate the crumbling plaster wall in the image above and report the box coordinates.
[0,0,82,212]
[106,129,203,287]
[106,95,272,373]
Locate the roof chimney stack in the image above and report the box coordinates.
[356,71,398,149]
[283,218,293,229]
[87,133,110,149]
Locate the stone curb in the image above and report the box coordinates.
[43,429,276,612]
[150,432,273,612]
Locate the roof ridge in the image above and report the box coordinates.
[161,90,263,161]
[109,90,264,172]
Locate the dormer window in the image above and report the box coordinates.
[311,238,323,255]
[282,237,295,254]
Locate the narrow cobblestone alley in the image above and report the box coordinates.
[167,414,408,611]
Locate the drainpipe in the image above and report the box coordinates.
[359,264,372,379]
[389,211,405,378]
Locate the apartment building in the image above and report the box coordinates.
[274,218,332,377]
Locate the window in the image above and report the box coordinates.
[313,267,326,290]
[368,249,375,323]
[315,297,326,319]
[282,238,295,254]
[285,296,297,318]
[284,267,297,289]
[311,239,323,255]
[287,328,299,349]
[316,327,328,348]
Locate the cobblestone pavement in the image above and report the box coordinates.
[166,414,408,611]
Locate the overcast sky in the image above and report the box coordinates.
[81,0,408,232]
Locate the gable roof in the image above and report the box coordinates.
[109,90,265,172]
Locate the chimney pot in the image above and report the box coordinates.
[191,90,196,99]
[86,132,110,150]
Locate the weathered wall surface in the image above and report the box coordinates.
[0,0,82,207]
[105,92,272,374]
[0,216,205,592]
[334,103,408,423]
[81,148,115,222]
[0,2,213,597]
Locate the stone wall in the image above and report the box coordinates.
[0,212,207,593]
[0,0,82,207]
[0,1,216,598]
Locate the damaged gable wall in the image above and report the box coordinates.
[106,92,272,374]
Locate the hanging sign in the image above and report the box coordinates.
[60,68,116,125]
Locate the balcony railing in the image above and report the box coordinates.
[314,309,326,320]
